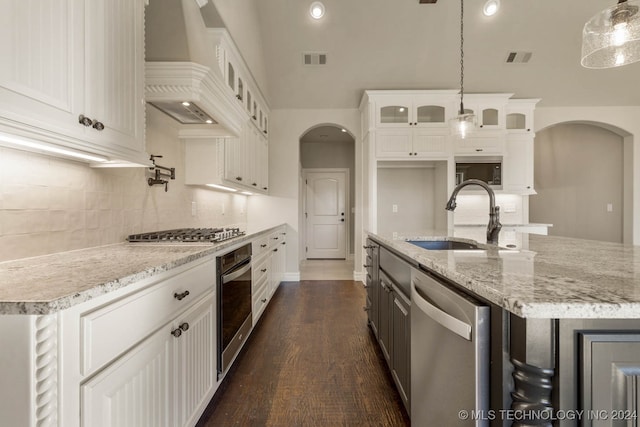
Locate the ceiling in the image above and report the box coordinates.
[252,0,640,110]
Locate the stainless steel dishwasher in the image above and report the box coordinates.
[411,267,490,426]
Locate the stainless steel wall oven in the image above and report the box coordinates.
[216,243,252,379]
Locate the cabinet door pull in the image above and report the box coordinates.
[261,268,267,273]
[171,328,182,338]
[236,176,243,181]
[273,248,278,252]
[78,114,93,127]
[174,290,190,301]
[261,298,267,303]
[475,148,483,152]
[92,121,105,131]
[179,322,189,332]
[260,244,267,248]
[363,264,372,268]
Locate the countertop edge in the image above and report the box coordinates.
[0,224,286,316]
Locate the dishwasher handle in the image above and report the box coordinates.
[412,279,472,341]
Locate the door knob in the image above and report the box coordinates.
[341,219,345,222]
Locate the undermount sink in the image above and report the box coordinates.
[406,240,481,250]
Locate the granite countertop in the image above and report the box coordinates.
[0,225,284,315]
[369,229,640,319]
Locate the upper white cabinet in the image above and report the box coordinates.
[0,0,148,165]
[184,124,269,195]
[505,99,539,134]
[376,128,450,158]
[374,91,457,128]
[504,135,535,194]
[211,29,269,138]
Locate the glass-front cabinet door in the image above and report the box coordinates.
[376,96,412,127]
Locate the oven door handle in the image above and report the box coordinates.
[222,260,251,284]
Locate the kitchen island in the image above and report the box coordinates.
[367,229,640,427]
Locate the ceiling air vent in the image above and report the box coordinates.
[505,51,532,64]
[303,52,328,66]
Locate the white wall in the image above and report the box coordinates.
[247,108,361,276]
[535,106,639,244]
[0,106,248,262]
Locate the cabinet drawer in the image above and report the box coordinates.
[252,285,269,325]
[80,258,215,376]
[252,257,269,291]
[252,236,269,257]
[268,231,283,248]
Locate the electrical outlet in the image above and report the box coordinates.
[503,204,517,213]
[607,203,613,212]
[392,204,398,213]
[221,202,225,215]
[191,201,197,217]
[392,232,398,239]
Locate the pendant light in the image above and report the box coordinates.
[451,0,476,139]
[581,0,640,68]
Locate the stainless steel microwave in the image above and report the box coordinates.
[455,157,502,188]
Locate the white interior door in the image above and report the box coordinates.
[305,170,347,259]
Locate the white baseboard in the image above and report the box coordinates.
[283,272,300,281]
[353,271,366,283]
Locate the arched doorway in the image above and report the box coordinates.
[299,124,356,262]
[530,122,627,243]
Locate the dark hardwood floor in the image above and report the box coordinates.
[197,280,410,426]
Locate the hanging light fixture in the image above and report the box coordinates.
[581,0,640,68]
[451,0,476,139]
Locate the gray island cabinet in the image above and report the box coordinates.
[367,230,640,427]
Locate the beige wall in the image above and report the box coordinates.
[535,106,638,244]
[530,123,623,242]
[0,106,247,262]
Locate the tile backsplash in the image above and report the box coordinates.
[0,107,247,262]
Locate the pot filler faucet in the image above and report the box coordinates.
[445,179,502,245]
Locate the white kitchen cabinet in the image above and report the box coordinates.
[0,0,148,165]
[506,99,539,134]
[504,136,535,194]
[81,321,175,427]
[376,128,449,158]
[461,94,512,131]
[375,92,456,128]
[82,291,215,427]
[454,134,505,155]
[174,293,216,427]
[252,227,286,325]
[184,122,269,194]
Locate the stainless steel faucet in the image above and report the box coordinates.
[445,179,502,244]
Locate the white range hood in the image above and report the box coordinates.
[145,0,245,138]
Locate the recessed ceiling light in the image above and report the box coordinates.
[205,119,213,124]
[483,0,499,16]
[341,128,347,132]
[182,101,191,106]
[310,1,325,19]
[399,107,405,112]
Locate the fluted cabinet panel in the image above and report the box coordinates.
[81,326,174,427]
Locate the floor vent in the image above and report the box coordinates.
[303,52,328,66]
[505,51,532,63]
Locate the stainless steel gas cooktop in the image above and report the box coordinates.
[126,228,245,243]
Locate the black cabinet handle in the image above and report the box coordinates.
[260,244,267,248]
[171,328,182,338]
[78,114,93,127]
[174,290,190,301]
[179,322,189,332]
[363,264,372,268]
[261,298,267,303]
[273,248,278,252]
[261,268,267,273]
[92,121,105,131]
[252,183,257,186]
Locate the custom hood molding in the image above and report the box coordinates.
[145,0,247,138]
